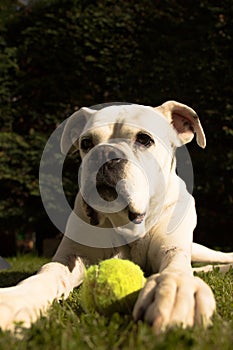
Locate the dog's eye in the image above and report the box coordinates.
[135,132,154,148]
[80,138,94,152]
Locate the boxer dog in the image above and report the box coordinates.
[0,101,232,332]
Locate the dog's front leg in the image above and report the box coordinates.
[133,244,216,333]
[0,245,85,331]
[133,196,217,333]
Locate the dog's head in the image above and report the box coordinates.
[61,101,205,238]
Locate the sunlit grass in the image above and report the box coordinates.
[0,255,232,350]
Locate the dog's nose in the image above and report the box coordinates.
[108,149,119,160]
[96,144,126,164]
[95,145,128,190]
[103,158,122,170]
[97,157,128,181]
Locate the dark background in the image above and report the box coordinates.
[0,0,232,256]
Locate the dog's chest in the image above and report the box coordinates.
[126,234,154,275]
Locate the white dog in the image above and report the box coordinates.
[0,101,232,332]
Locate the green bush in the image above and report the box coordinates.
[0,0,232,248]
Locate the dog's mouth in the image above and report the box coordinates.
[96,184,145,224]
[128,211,146,224]
[83,184,146,226]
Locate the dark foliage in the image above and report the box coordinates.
[0,0,232,251]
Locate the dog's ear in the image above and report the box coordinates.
[155,100,206,148]
[61,107,96,154]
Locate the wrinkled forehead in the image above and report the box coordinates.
[83,104,171,141]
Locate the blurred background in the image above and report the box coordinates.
[0,0,232,257]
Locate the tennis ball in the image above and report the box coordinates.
[79,258,146,315]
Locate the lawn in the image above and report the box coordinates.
[0,255,232,350]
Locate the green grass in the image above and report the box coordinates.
[0,255,232,350]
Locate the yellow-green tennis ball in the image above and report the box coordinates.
[79,259,146,315]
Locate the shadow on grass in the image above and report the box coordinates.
[0,271,34,287]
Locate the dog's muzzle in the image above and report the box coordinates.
[96,157,128,201]
[79,144,147,225]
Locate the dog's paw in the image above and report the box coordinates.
[133,272,216,333]
[0,290,40,331]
